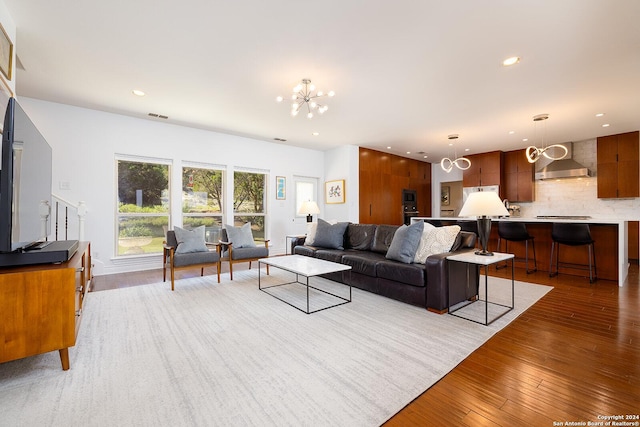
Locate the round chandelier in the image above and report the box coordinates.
[276,79,334,119]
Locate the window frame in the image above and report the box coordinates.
[181,161,225,244]
[232,168,268,243]
[114,154,172,258]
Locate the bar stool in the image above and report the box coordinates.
[496,222,537,273]
[549,223,597,283]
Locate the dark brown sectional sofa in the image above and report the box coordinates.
[292,223,480,313]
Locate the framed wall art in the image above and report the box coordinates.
[0,23,13,81]
[276,176,286,200]
[325,179,345,204]
[441,186,450,206]
[0,76,12,133]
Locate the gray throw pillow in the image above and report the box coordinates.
[225,222,257,248]
[313,218,349,249]
[174,226,208,254]
[385,220,424,263]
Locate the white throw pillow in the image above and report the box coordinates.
[304,222,318,245]
[413,225,461,264]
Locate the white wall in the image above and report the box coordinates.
[19,97,333,275]
[323,144,359,223]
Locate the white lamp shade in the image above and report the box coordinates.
[458,191,509,217]
[298,200,320,215]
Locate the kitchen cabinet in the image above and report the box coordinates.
[630,221,639,261]
[462,151,503,189]
[503,149,535,202]
[597,131,639,199]
[359,147,431,225]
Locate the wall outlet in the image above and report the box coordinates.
[59,181,71,190]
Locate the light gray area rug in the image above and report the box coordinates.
[0,269,552,427]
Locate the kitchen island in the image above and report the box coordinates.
[412,216,630,286]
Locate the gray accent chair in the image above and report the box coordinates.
[219,228,269,280]
[163,230,221,290]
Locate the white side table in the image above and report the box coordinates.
[446,251,515,325]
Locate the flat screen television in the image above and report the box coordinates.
[0,97,53,253]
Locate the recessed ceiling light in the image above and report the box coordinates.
[406,151,411,154]
[502,56,520,67]
[423,155,428,159]
[465,148,470,152]
[387,146,391,150]
[522,138,529,142]
[508,130,515,135]
[132,89,145,96]
[312,132,319,136]
[595,113,605,117]
[602,123,610,128]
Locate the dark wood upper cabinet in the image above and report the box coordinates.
[462,151,503,188]
[597,131,639,199]
[503,149,534,202]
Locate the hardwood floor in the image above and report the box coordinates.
[91,261,640,425]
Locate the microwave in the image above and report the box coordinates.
[402,189,417,204]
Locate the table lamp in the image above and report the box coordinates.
[458,191,509,256]
[299,200,320,222]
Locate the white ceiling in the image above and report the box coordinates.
[5,0,640,161]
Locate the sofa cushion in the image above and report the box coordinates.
[173,250,219,267]
[376,260,426,287]
[342,252,387,277]
[315,249,348,263]
[173,226,208,254]
[313,219,349,249]
[294,245,318,257]
[371,225,400,254]
[386,221,424,263]
[414,225,461,264]
[346,223,377,250]
[226,246,268,260]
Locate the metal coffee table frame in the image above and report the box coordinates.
[258,255,352,314]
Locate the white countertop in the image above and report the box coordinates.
[413,216,629,225]
[412,216,630,286]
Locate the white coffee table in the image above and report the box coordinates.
[258,255,352,314]
[446,251,515,325]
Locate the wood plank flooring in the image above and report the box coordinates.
[91,261,640,426]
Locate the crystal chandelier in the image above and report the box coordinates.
[525,114,568,163]
[276,79,335,119]
[440,134,471,172]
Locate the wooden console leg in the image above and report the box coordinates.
[59,348,70,371]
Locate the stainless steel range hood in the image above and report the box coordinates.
[535,142,591,180]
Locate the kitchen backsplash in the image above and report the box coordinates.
[517,139,640,220]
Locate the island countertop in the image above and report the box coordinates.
[414,216,631,225]
[412,216,631,286]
